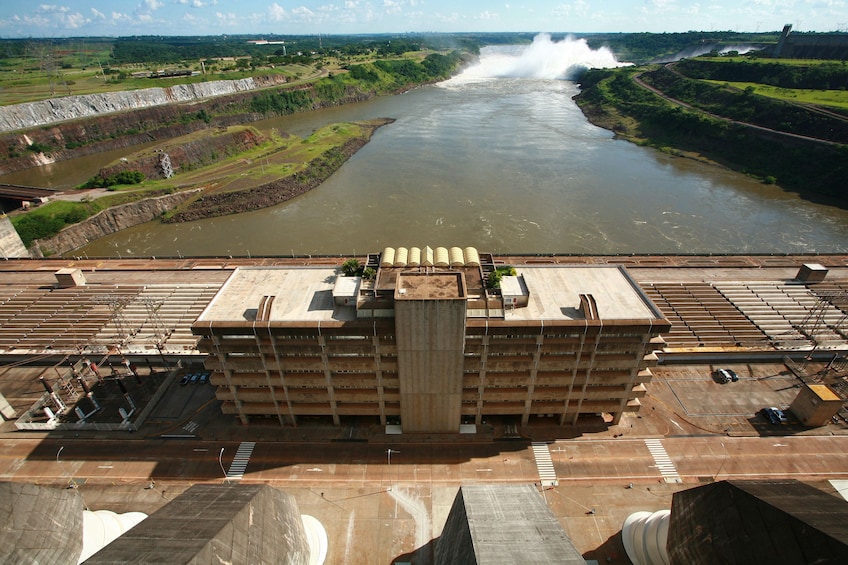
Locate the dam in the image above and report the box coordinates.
[0,252,845,432]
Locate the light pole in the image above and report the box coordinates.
[715,442,727,481]
[386,448,399,465]
[218,448,227,481]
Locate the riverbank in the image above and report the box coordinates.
[163,118,394,222]
[573,65,848,206]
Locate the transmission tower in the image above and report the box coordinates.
[94,295,135,344]
[159,152,174,178]
[799,291,848,344]
[141,298,168,342]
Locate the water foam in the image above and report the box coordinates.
[449,33,630,84]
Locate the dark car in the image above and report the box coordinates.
[762,407,788,424]
[179,374,191,386]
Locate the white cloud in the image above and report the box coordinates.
[292,6,316,18]
[383,0,402,14]
[91,8,105,19]
[36,5,70,15]
[476,11,499,20]
[268,2,287,21]
[143,0,165,11]
[216,11,238,25]
[553,0,590,18]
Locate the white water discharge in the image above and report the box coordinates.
[446,32,630,85]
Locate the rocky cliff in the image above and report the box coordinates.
[32,189,202,257]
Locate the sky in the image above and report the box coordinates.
[0,0,846,38]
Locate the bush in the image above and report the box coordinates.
[11,201,101,247]
[341,258,363,276]
[26,142,51,154]
[81,170,145,189]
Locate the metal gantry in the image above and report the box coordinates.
[799,290,848,344]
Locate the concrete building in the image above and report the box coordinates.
[623,480,848,565]
[789,383,843,427]
[192,248,670,433]
[435,484,585,564]
[85,484,323,565]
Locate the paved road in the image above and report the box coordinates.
[4,435,848,487]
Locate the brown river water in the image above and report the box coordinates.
[4,38,847,257]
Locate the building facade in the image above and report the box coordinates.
[192,248,670,433]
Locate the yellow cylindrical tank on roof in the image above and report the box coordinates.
[408,247,421,266]
[395,247,408,267]
[381,247,395,267]
[449,247,464,267]
[435,247,449,267]
[422,246,434,266]
[464,247,480,266]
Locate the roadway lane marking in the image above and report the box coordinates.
[644,439,682,483]
[226,441,256,481]
[531,442,558,487]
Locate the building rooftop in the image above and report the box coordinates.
[507,265,662,321]
[196,266,352,323]
[197,264,663,324]
[396,272,466,300]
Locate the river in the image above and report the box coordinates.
[7,35,848,257]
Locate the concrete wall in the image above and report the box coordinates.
[395,298,467,433]
[0,78,276,133]
[0,215,29,258]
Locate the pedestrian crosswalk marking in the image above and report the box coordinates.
[531,442,558,487]
[644,438,682,483]
[226,442,256,480]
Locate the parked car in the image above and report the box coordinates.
[189,373,201,384]
[179,374,191,386]
[199,372,210,384]
[716,368,739,383]
[762,407,788,424]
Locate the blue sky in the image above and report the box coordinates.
[1,1,846,38]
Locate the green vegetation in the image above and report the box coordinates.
[12,200,96,247]
[487,266,517,290]
[676,58,848,90]
[81,170,145,189]
[583,31,782,64]
[340,258,375,280]
[574,61,848,202]
[703,81,848,110]
[0,34,477,106]
[10,187,175,248]
[639,66,848,144]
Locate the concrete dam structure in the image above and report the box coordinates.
[0,76,285,134]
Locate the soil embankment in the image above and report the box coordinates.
[0,79,373,176]
[94,127,266,183]
[165,118,395,222]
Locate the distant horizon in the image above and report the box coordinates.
[1,1,846,39]
[0,29,807,41]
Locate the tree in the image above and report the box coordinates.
[341,258,362,276]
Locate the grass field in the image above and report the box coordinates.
[704,79,848,109]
